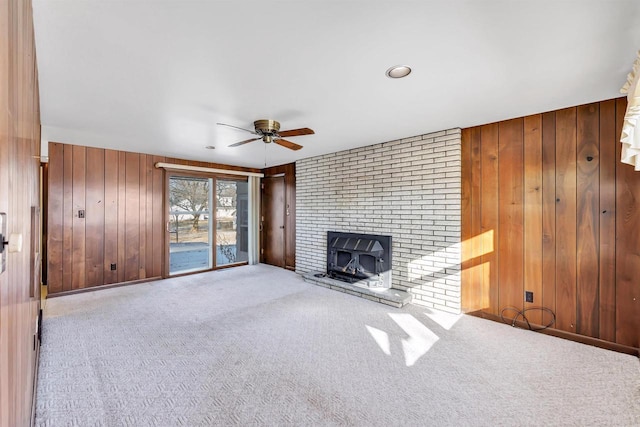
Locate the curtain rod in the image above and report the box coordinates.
[155,162,264,178]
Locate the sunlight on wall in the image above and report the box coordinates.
[461,229,494,263]
[407,243,461,282]
[366,313,440,367]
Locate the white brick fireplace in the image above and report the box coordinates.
[295,129,462,313]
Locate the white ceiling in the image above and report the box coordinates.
[33,1,640,168]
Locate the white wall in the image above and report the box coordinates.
[296,129,462,313]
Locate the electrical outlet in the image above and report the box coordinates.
[110,263,117,271]
[525,291,533,303]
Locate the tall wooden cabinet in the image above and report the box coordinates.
[261,163,296,270]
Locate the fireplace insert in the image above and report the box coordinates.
[326,231,392,288]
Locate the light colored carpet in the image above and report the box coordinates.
[36,264,640,426]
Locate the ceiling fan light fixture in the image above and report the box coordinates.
[204,145,215,149]
[386,65,412,79]
[254,119,280,134]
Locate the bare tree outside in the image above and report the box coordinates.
[169,177,209,232]
[216,180,237,214]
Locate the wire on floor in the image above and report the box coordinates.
[500,306,556,331]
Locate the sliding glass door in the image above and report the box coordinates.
[215,179,248,266]
[168,176,213,274]
[168,174,248,275]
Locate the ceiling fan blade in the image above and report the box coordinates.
[217,122,257,134]
[229,137,261,147]
[274,138,303,151]
[277,127,314,137]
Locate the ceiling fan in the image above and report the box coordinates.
[217,119,314,151]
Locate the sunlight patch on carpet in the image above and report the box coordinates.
[367,314,440,366]
[423,308,462,330]
[365,325,391,356]
[389,313,439,366]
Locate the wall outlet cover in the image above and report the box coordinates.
[525,291,534,303]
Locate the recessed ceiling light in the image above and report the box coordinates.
[386,65,412,79]
[205,145,215,149]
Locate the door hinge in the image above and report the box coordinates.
[261,248,264,254]
[261,183,265,189]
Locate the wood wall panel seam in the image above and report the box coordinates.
[598,100,616,342]
[541,112,557,326]
[615,97,639,348]
[497,119,524,312]
[480,123,500,315]
[71,145,87,290]
[103,150,119,285]
[461,129,472,311]
[139,154,147,279]
[554,107,578,332]
[523,114,543,324]
[46,143,64,293]
[85,147,105,288]
[124,152,141,282]
[62,144,73,291]
[117,151,126,284]
[470,127,484,311]
[575,103,600,338]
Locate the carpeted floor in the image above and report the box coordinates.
[36,264,640,426]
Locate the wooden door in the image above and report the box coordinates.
[262,176,285,267]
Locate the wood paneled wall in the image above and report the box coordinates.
[262,163,296,270]
[0,0,42,425]
[47,145,165,292]
[462,98,640,350]
[46,143,260,294]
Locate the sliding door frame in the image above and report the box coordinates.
[163,169,249,278]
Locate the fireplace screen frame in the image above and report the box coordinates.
[326,231,392,288]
